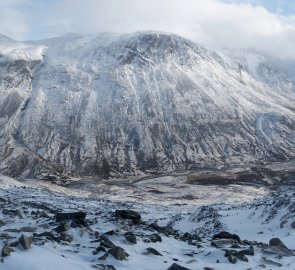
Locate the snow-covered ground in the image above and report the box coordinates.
[1,169,295,270]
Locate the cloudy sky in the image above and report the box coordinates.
[0,0,294,58]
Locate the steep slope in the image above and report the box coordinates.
[0,32,295,177]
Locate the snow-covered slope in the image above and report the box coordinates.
[0,32,295,177]
[1,173,295,270]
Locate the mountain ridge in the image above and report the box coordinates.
[0,31,295,178]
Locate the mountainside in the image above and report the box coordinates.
[0,31,295,178]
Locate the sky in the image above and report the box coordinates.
[0,0,295,59]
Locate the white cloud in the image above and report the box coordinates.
[0,0,29,40]
[43,0,295,59]
[0,0,295,59]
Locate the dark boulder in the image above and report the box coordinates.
[167,263,192,270]
[55,211,86,222]
[213,231,241,242]
[115,210,141,224]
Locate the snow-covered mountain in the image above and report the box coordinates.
[0,31,295,178]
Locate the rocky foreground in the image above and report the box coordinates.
[0,173,295,270]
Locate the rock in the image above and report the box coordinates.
[19,235,32,250]
[96,246,106,253]
[109,246,129,260]
[34,231,57,241]
[211,239,237,248]
[0,220,6,226]
[59,233,73,243]
[180,232,201,242]
[124,232,137,244]
[20,226,37,233]
[9,241,19,247]
[227,254,238,264]
[145,233,162,243]
[150,223,180,237]
[0,233,14,240]
[204,268,215,270]
[1,244,13,257]
[104,230,116,236]
[239,246,255,256]
[54,223,70,233]
[146,247,163,256]
[95,231,100,238]
[99,252,109,260]
[213,231,241,242]
[115,210,141,224]
[94,264,117,270]
[262,256,283,267]
[2,209,24,218]
[55,211,86,222]
[167,263,192,270]
[71,218,88,228]
[269,238,294,256]
[100,235,116,249]
[291,221,295,229]
[4,228,21,233]
[225,249,250,263]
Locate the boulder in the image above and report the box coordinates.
[227,254,238,264]
[19,235,32,250]
[1,244,13,257]
[98,252,109,260]
[266,238,294,256]
[109,246,129,260]
[145,233,162,243]
[146,247,163,256]
[55,211,86,222]
[213,231,241,242]
[167,263,192,270]
[180,232,201,242]
[211,239,237,248]
[100,235,116,249]
[239,246,255,256]
[225,249,249,262]
[124,232,137,244]
[115,210,141,224]
[0,220,6,226]
[94,264,117,270]
[3,209,24,218]
[54,223,70,233]
[59,233,73,243]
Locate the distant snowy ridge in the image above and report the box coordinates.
[0,31,295,178]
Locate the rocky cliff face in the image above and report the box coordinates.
[0,32,295,177]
